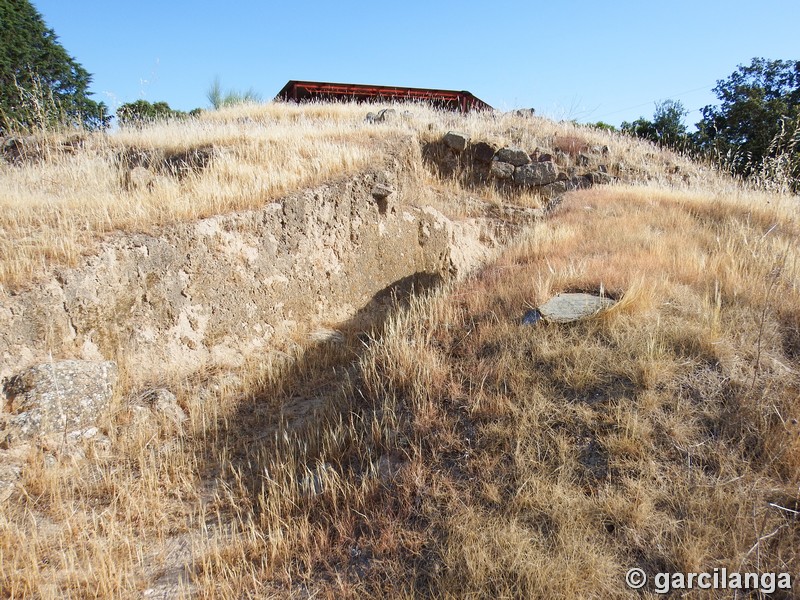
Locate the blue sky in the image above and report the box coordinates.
[32,0,800,129]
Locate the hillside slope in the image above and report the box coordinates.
[0,104,797,599]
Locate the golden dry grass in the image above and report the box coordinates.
[0,101,704,290]
[2,102,798,598]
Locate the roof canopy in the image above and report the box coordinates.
[276,80,492,112]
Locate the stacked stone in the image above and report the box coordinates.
[441,131,614,198]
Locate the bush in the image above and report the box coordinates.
[206,77,262,109]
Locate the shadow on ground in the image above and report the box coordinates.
[190,270,445,593]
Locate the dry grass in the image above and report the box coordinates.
[2,102,798,598]
[1,101,706,290]
[0,103,397,289]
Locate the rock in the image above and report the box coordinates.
[371,183,395,215]
[570,175,593,189]
[598,164,608,174]
[369,108,398,124]
[47,426,112,462]
[148,389,187,427]
[540,180,569,198]
[443,131,470,152]
[577,153,591,167]
[495,147,531,167]
[371,183,394,199]
[471,141,497,163]
[582,172,613,185]
[378,108,397,121]
[538,153,554,163]
[513,161,558,186]
[593,171,614,184]
[490,160,515,180]
[131,388,187,432]
[521,309,542,325]
[0,461,21,502]
[1,361,118,444]
[64,426,110,448]
[537,293,615,324]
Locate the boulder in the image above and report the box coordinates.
[490,160,515,180]
[587,171,614,185]
[570,175,593,189]
[495,147,531,167]
[443,131,470,152]
[369,108,397,124]
[379,108,397,121]
[513,161,558,186]
[538,153,554,163]
[540,180,569,198]
[538,293,616,324]
[1,361,118,444]
[471,141,497,163]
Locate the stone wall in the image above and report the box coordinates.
[424,131,614,200]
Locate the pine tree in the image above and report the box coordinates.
[0,0,109,132]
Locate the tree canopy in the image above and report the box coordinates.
[0,0,109,132]
[694,58,800,177]
[116,99,201,127]
[621,100,689,149]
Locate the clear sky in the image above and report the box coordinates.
[31,0,800,129]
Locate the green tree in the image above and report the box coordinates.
[695,58,800,177]
[0,0,109,132]
[590,121,617,132]
[117,99,188,127]
[621,100,688,148]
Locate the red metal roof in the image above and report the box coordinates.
[275,80,492,112]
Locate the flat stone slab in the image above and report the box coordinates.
[538,293,615,323]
